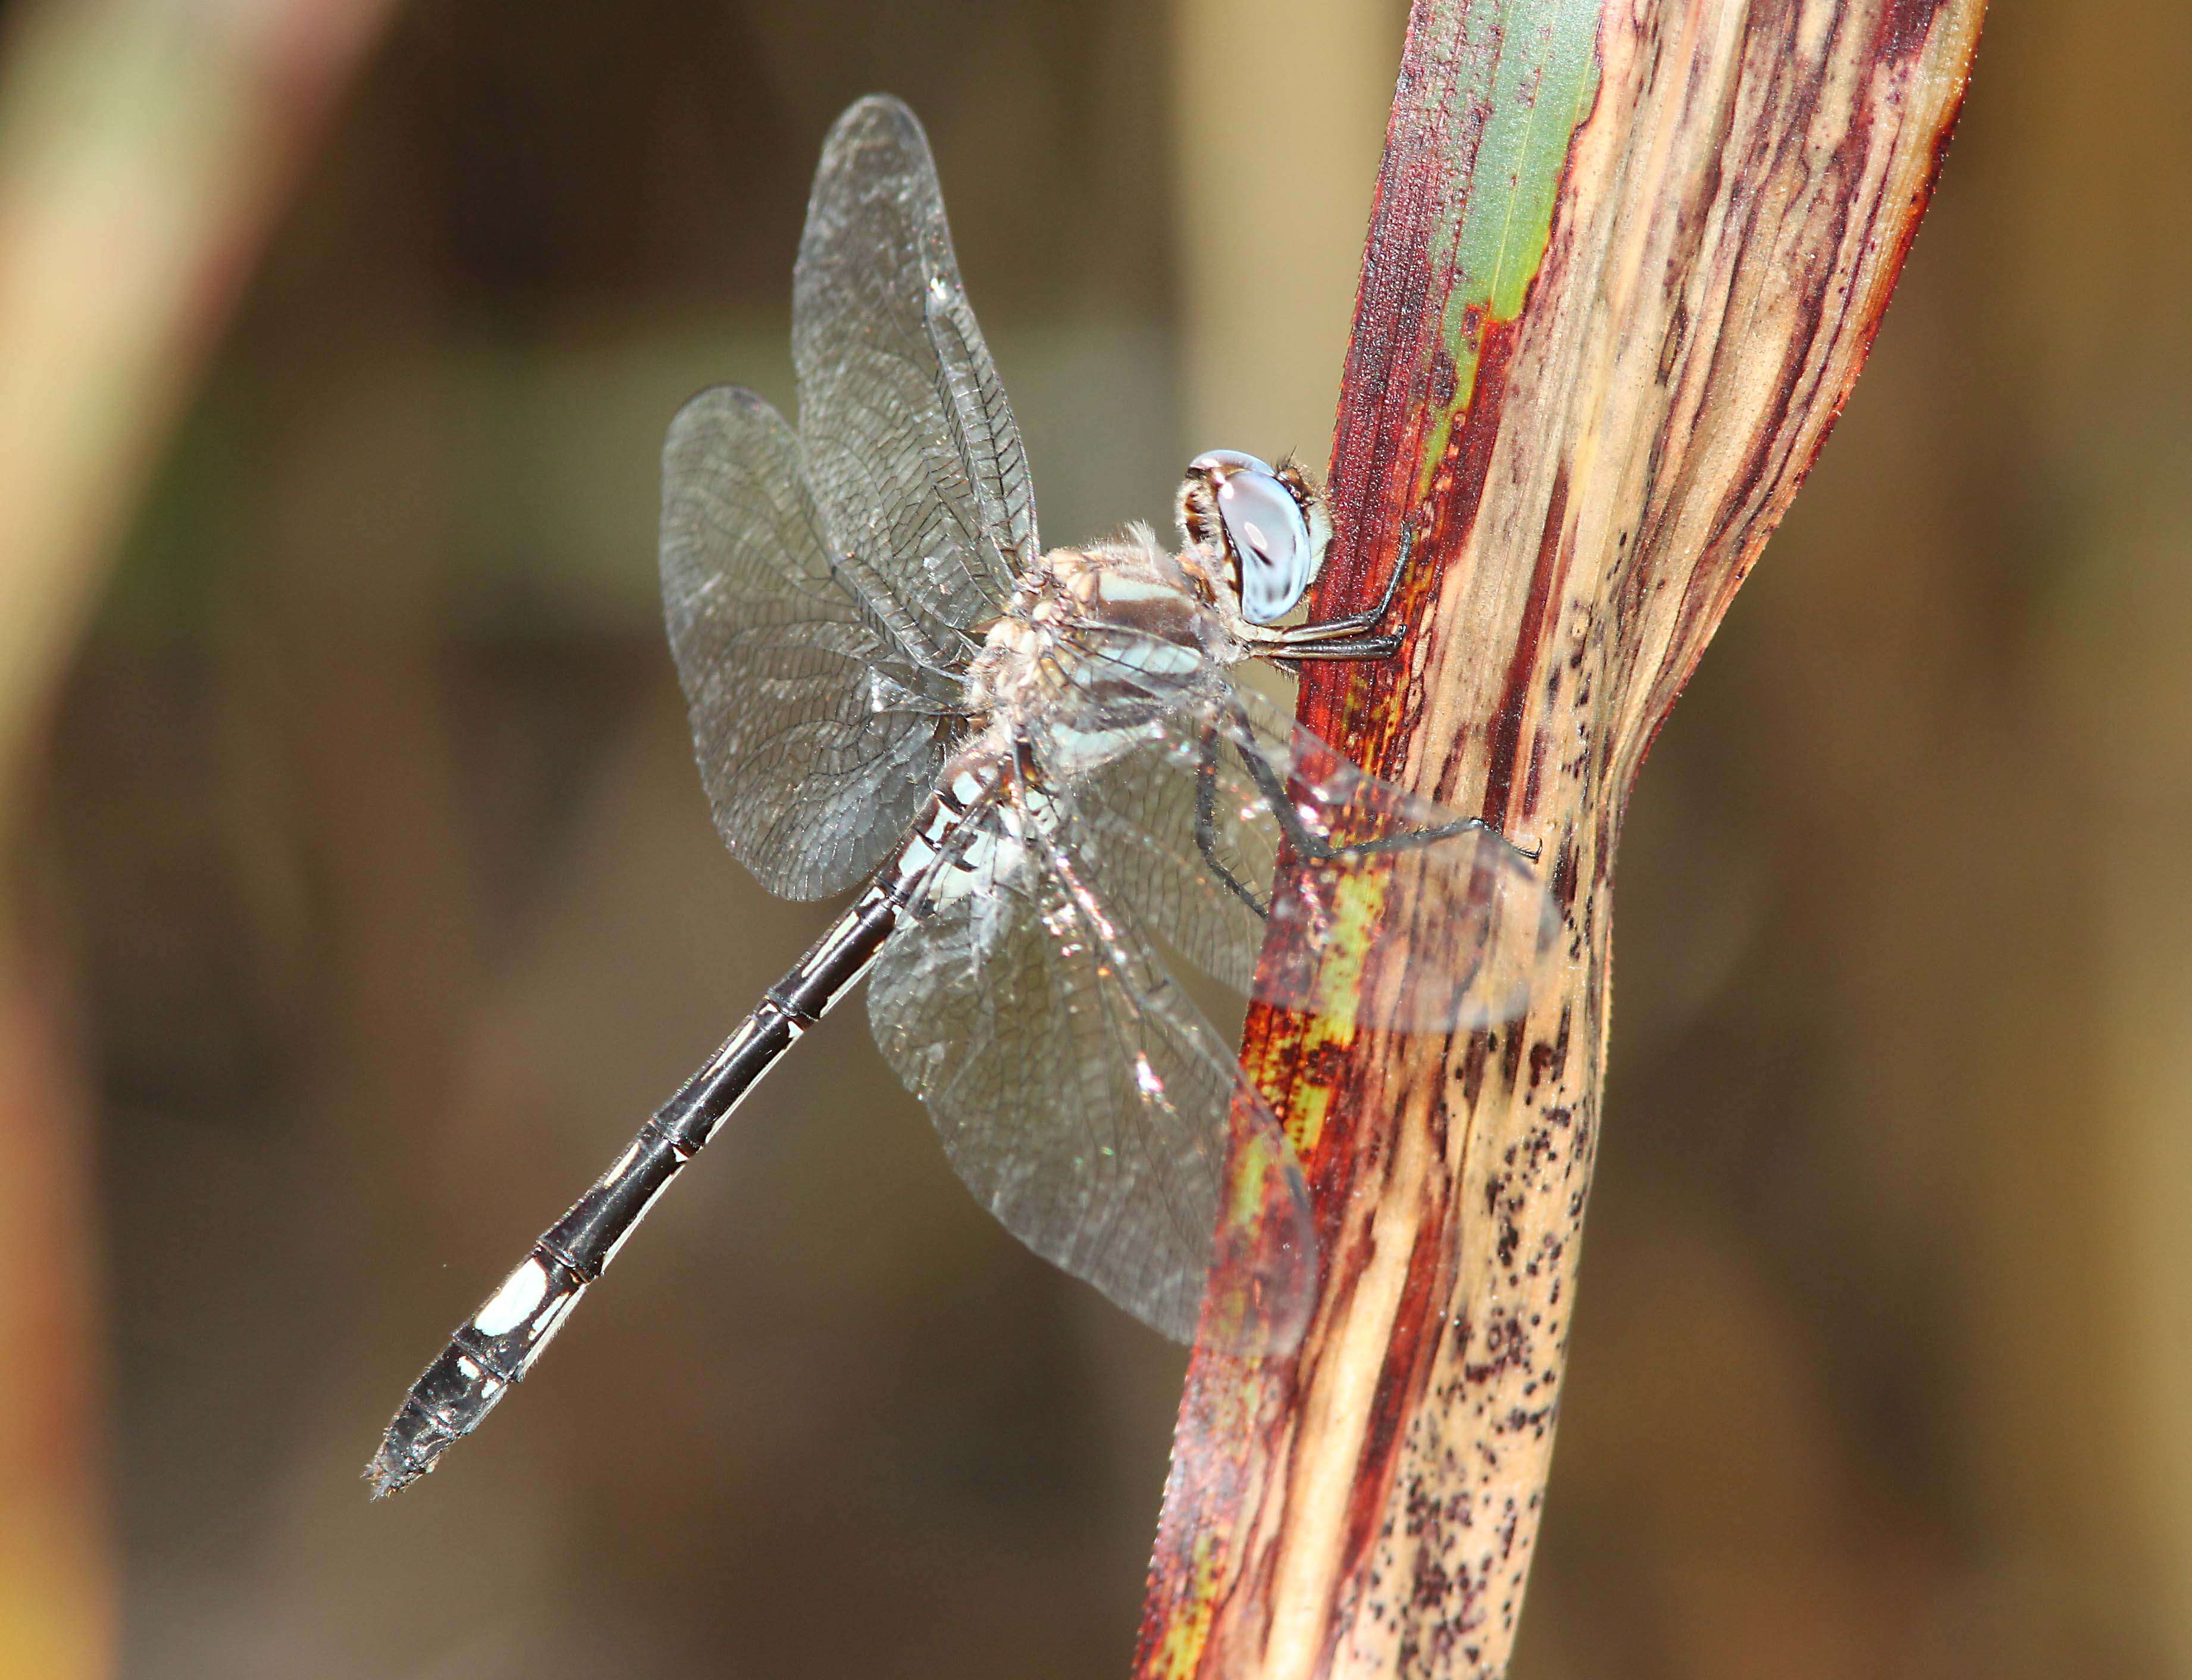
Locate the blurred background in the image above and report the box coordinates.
[0,0,2186,1676]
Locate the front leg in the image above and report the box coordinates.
[1268,634,1401,662]
[1261,526,1417,648]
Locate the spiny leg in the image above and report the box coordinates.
[1195,719,1269,919]
[1263,527,1417,648]
[1222,704,1506,866]
[1271,634,1401,662]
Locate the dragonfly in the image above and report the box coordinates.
[368,94,1547,1497]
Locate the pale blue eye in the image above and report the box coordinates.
[1189,450,1316,624]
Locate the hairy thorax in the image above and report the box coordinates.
[960,528,1239,773]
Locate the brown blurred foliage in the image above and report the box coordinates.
[3,0,2187,1676]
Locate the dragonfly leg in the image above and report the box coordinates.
[1195,720,1269,919]
[1272,634,1402,662]
[1259,528,1417,648]
[1223,706,1533,864]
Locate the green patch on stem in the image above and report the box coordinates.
[1144,1529,1222,1679]
[1417,0,1602,496]
[1307,867,1386,1032]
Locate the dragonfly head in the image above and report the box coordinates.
[1178,450,1332,626]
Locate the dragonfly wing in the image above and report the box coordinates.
[867,799,1316,1352]
[660,385,957,899]
[794,95,1035,637]
[1066,678,1557,1033]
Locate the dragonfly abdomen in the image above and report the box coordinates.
[367,873,918,1496]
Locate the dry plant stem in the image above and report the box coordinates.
[0,3,398,1675]
[1136,2,1986,1676]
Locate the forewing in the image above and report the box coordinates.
[659,385,953,900]
[1067,681,1556,1033]
[867,800,1315,1351]
[794,95,1035,635]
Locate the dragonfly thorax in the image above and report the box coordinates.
[961,528,1232,763]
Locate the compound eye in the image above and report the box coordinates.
[1189,450,1316,623]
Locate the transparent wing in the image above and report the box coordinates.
[794,95,1036,638]
[1053,672,1555,1034]
[867,795,1316,1351]
[659,385,960,900]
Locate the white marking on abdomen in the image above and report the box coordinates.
[473,1258,551,1337]
[516,1285,586,1374]
[602,1176,678,1267]
[806,911,865,972]
[897,833,937,877]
